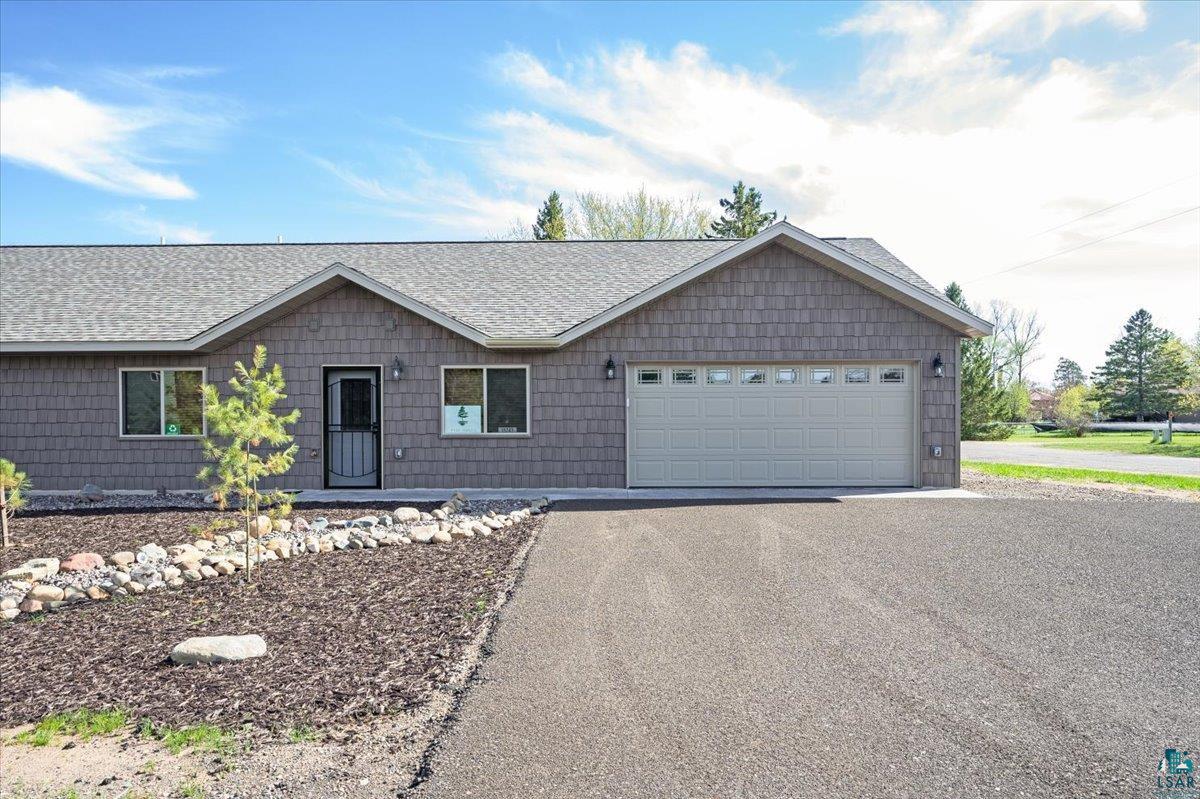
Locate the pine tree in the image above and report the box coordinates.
[532,191,568,241]
[946,283,1011,439]
[707,181,777,239]
[1092,309,1184,421]
[1052,358,1085,392]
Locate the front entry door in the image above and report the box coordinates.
[324,367,381,488]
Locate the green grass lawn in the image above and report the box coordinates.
[963,460,1200,493]
[1001,429,1200,458]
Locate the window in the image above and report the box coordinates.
[120,369,204,436]
[844,367,870,384]
[810,367,834,385]
[442,366,528,435]
[671,368,697,385]
[880,366,906,384]
[739,367,767,385]
[775,367,799,385]
[636,368,663,385]
[706,367,732,385]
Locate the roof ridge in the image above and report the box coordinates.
[0,238,745,249]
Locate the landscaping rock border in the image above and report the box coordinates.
[0,494,551,622]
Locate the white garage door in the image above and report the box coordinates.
[628,363,916,487]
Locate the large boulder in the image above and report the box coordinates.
[170,634,267,665]
[408,524,437,544]
[110,551,136,567]
[28,584,65,603]
[2,558,60,582]
[60,552,104,572]
[393,507,421,523]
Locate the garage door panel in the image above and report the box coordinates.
[669,397,700,418]
[809,397,838,416]
[704,397,736,417]
[632,428,666,451]
[739,428,770,450]
[629,363,915,487]
[772,397,804,418]
[774,428,804,449]
[703,460,735,482]
[809,428,839,448]
[669,428,702,450]
[843,428,873,449]
[843,396,874,417]
[738,396,770,417]
[705,428,735,449]
[739,460,770,481]
[634,397,666,418]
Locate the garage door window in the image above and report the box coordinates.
[775,367,799,385]
[636,368,663,385]
[844,367,870,384]
[706,367,732,385]
[880,367,906,384]
[671,368,697,385]
[739,368,767,385]
[810,367,834,385]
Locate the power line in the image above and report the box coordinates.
[968,205,1200,284]
[1027,173,1199,238]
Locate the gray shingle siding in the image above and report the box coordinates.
[0,244,961,490]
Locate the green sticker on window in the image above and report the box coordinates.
[165,423,181,435]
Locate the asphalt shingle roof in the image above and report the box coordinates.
[0,237,938,344]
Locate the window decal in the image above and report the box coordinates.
[671,368,697,385]
[880,367,906,384]
[844,367,870,384]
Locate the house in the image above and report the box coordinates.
[0,223,991,492]
[1029,388,1056,421]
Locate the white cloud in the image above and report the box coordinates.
[309,153,532,235]
[322,0,1198,380]
[0,71,230,199]
[103,206,212,243]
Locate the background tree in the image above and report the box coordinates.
[1092,309,1184,421]
[570,187,711,239]
[707,181,777,238]
[532,191,568,241]
[199,345,301,584]
[0,458,31,549]
[1002,307,1044,384]
[945,283,1012,439]
[1001,381,1033,423]
[1055,385,1099,436]
[1052,358,1085,392]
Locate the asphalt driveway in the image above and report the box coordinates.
[962,440,1199,475]
[410,499,1199,799]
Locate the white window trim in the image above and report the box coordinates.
[809,367,836,386]
[774,367,800,385]
[844,367,871,384]
[118,367,207,439]
[439,365,531,438]
[706,367,733,385]
[671,368,697,385]
[739,367,767,385]
[636,368,664,385]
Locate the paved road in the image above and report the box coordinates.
[411,499,1200,799]
[962,440,1199,476]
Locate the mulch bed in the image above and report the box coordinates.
[0,506,541,732]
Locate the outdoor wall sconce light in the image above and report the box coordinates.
[605,357,617,380]
[932,353,945,378]
[390,357,404,381]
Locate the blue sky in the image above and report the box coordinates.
[2,0,1198,381]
